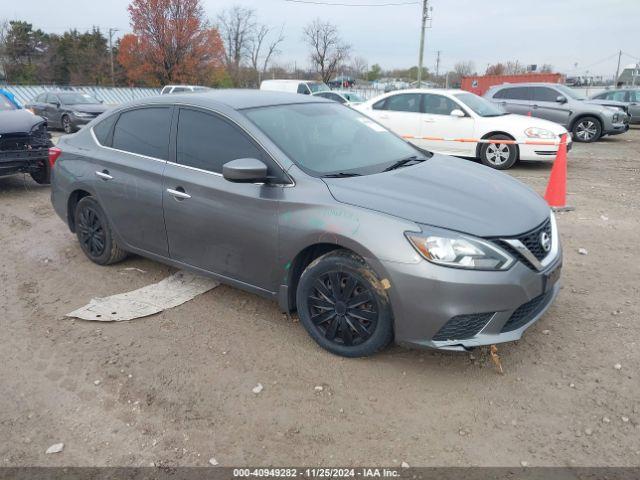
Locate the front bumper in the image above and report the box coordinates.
[381,247,562,351]
[519,138,572,161]
[0,148,49,177]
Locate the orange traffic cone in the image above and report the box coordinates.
[544,134,574,212]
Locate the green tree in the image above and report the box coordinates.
[367,63,382,81]
[2,21,49,83]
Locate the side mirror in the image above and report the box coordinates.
[556,95,567,104]
[223,158,268,183]
[450,109,465,117]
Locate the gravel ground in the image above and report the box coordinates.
[1,127,639,467]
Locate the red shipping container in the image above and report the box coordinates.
[461,73,564,96]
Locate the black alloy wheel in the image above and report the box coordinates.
[74,196,127,265]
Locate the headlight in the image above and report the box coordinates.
[406,230,514,270]
[73,111,92,117]
[525,127,555,139]
[612,113,619,123]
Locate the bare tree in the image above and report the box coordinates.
[453,61,475,78]
[0,20,9,79]
[217,5,256,83]
[540,63,554,73]
[303,19,350,84]
[249,24,284,85]
[504,60,525,75]
[350,56,368,81]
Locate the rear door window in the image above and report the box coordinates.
[383,94,421,113]
[494,87,530,101]
[531,87,560,102]
[93,114,119,147]
[297,84,310,95]
[176,108,267,174]
[112,107,172,160]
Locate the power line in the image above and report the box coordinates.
[284,0,419,6]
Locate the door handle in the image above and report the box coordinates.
[167,187,191,200]
[95,170,113,180]
[423,117,435,123]
[378,115,389,120]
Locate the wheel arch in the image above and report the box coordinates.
[67,189,93,232]
[568,113,603,133]
[475,131,519,159]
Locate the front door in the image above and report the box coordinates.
[420,93,476,155]
[162,107,281,290]
[530,87,571,127]
[92,106,172,256]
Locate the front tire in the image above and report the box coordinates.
[572,116,602,142]
[296,250,394,357]
[75,196,127,265]
[479,134,518,170]
[62,114,75,134]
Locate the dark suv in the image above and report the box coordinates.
[485,83,629,142]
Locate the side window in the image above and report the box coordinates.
[46,94,59,104]
[171,87,187,93]
[593,92,606,100]
[93,114,118,147]
[610,91,627,102]
[422,94,460,115]
[383,94,421,113]
[176,108,265,174]
[531,87,560,102]
[496,87,530,101]
[334,94,347,104]
[297,84,310,95]
[629,91,639,102]
[372,99,386,110]
[35,93,46,102]
[112,107,171,160]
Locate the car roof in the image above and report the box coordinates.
[380,88,467,95]
[489,83,563,89]
[125,89,332,110]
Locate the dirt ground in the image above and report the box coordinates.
[1,127,639,468]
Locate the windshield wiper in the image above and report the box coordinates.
[383,156,426,172]
[322,172,362,178]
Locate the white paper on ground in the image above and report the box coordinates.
[66,270,219,322]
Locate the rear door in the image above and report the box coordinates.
[91,106,172,256]
[420,93,475,155]
[365,93,422,144]
[492,86,532,116]
[531,86,571,127]
[162,107,281,289]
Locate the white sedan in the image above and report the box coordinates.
[355,89,571,169]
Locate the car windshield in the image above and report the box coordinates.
[58,93,101,105]
[454,92,507,117]
[555,84,585,101]
[308,82,330,93]
[0,94,17,111]
[243,102,428,176]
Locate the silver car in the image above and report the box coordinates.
[589,88,640,124]
[485,82,629,142]
[50,91,562,357]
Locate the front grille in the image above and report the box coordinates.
[432,312,494,341]
[500,290,553,333]
[497,218,552,269]
[0,123,50,152]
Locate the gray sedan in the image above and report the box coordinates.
[50,90,562,357]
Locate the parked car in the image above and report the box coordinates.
[328,76,355,89]
[160,85,210,95]
[355,89,571,169]
[484,83,629,142]
[26,91,109,134]
[260,79,330,95]
[0,94,56,184]
[313,90,364,106]
[589,89,640,124]
[51,90,562,357]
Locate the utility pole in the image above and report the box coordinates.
[108,28,119,86]
[435,50,441,83]
[417,0,430,87]
[614,50,622,85]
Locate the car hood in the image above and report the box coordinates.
[479,113,568,136]
[0,109,46,134]
[65,103,109,113]
[323,154,550,237]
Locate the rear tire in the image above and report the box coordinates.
[479,134,518,170]
[296,250,394,357]
[572,116,602,142]
[75,196,127,265]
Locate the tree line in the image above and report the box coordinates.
[0,0,553,89]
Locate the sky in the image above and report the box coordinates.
[4,0,639,77]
